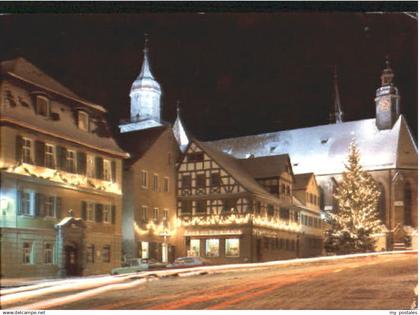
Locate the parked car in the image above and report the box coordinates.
[111,258,149,275]
[141,258,167,270]
[166,257,204,269]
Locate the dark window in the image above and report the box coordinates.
[196,174,206,189]
[269,185,279,194]
[187,152,204,162]
[102,245,111,263]
[267,204,274,217]
[181,200,192,215]
[182,175,192,189]
[87,244,95,263]
[280,208,290,220]
[210,173,221,187]
[36,96,49,117]
[196,200,207,214]
[223,199,237,213]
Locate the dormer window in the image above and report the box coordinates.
[36,95,50,117]
[78,111,89,131]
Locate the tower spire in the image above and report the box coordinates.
[330,65,343,124]
[380,55,394,87]
[138,33,154,80]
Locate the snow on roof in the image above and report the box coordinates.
[1,57,106,113]
[173,112,189,153]
[294,173,314,190]
[195,140,284,205]
[2,97,127,157]
[237,154,290,179]
[207,116,407,175]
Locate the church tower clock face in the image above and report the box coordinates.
[379,98,391,112]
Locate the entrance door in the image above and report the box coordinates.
[65,245,79,276]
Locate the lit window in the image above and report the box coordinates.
[103,204,111,224]
[36,95,49,117]
[225,238,240,257]
[66,150,76,173]
[153,174,159,192]
[141,170,148,189]
[45,144,55,169]
[22,138,33,164]
[87,202,95,222]
[44,243,53,264]
[205,239,219,257]
[141,242,149,259]
[22,242,33,264]
[78,111,89,131]
[86,244,95,263]
[153,208,159,221]
[140,206,148,222]
[102,245,111,263]
[103,159,112,181]
[21,191,33,216]
[190,239,200,257]
[86,155,95,178]
[163,177,169,193]
[163,209,169,220]
[45,196,56,217]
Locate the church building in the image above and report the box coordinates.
[206,60,418,250]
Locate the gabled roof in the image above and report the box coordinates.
[237,154,291,179]
[1,57,106,112]
[118,125,170,164]
[294,173,314,190]
[206,115,416,175]
[193,140,282,204]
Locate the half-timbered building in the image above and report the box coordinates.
[176,140,323,264]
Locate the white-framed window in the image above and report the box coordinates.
[66,150,76,173]
[22,241,33,264]
[45,196,56,217]
[44,242,53,264]
[21,190,34,216]
[78,111,89,131]
[225,238,240,257]
[190,239,200,257]
[205,239,220,257]
[102,245,111,263]
[153,208,159,221]
[141,241,149,259]
[141,170,148,189]
[45,144,55,169]
[86,154,95,178]
[103,204,111,224]
[163,209,169,220]
[153,174,159,192]
[36,95,49,117]
[22,137,33,164]
[163,177,169,193]
[87,202,95,222]
[140,206,148,222]
[103,159,112,181]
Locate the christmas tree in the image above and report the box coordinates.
[324,140,382,254]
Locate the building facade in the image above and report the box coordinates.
[176,140,323,264]
[206,60,418,250]
[0,58,127,278]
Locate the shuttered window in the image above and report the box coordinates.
[45,144,55,169]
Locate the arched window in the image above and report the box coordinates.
[404,182,412,226]
[377,183,386,224]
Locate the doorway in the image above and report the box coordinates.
[65,245,79,276]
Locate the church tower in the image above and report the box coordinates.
[120,35,163,133]
[329,65,343,124]
[375,58,400,130]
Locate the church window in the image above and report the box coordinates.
[404,182,412,226]
[377,183,386,224]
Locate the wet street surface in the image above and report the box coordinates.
[2,251,417,310]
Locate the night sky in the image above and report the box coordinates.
[0,10,417,141]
